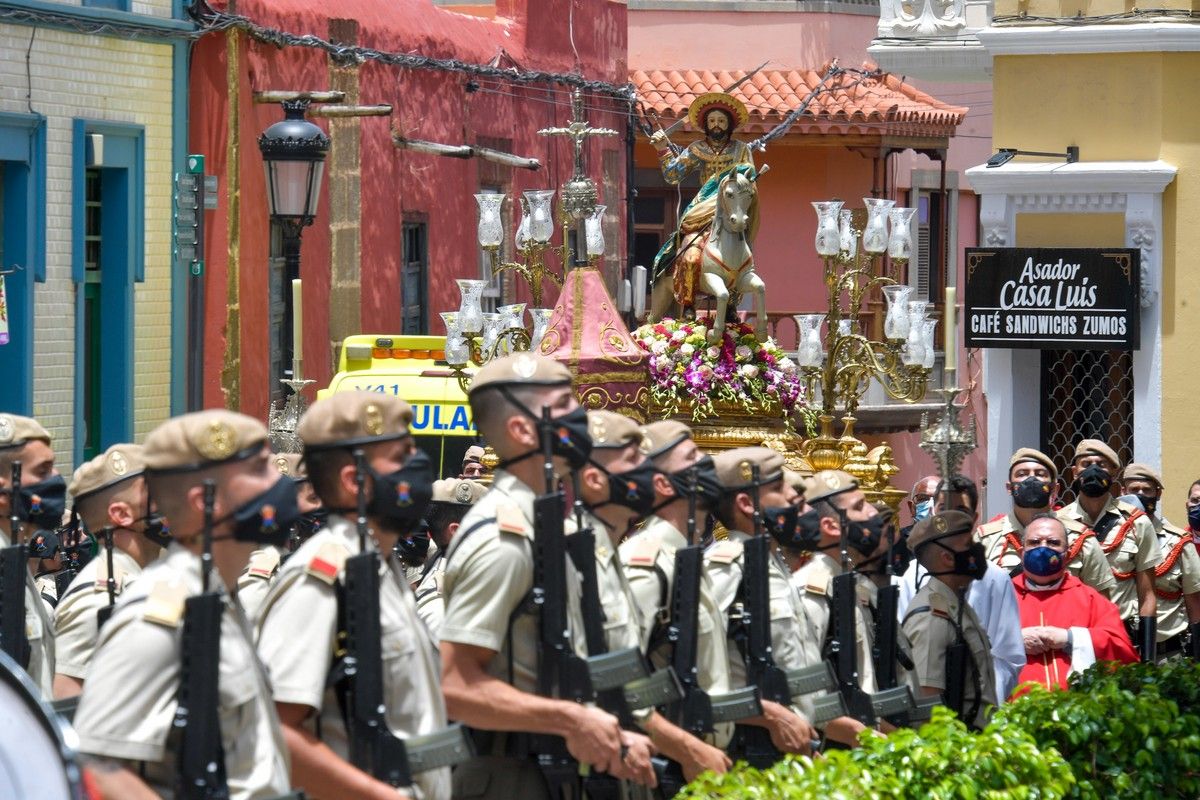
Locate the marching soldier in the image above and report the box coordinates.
[620,420,734,779]
[0,413,63,697]
[72,410,293,799]
[1119,463,1200,659]
[440,353,633,799]
[460,445,487,479]
[901,510,996,731]
[413,477,487,633]
[53,443,165,699]
[975,448,1114,595]
[706,448,820,763]
[1058,439,1162,655]
[254,391,451,800]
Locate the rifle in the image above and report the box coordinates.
[96,526,117,628]
[829,570,875,725]
[338,449,473,789]
[174,480,230,800]
[0,461,30,669]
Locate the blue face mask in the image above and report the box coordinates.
[1188,506,1200,532]
[1024,545,1066,578]
[914,499,933,522]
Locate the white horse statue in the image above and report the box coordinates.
[648,164,769,345]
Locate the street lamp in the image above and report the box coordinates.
[258,98,329,384]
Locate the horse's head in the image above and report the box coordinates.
[717,169,757,234]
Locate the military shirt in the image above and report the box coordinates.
[1150,518,1200,639]
[1060,497,1163,620]
[0,528,54,697]
[255,516,450,800]
[404,539,439,588]
[235,547,281,625]
[73,544,291,799]
[620,515,734,746]
[441,470,586,694]
[53,547,143,680]
[975,511,1116,598]
[790,551,878,694]
[567,509,646,653]
[413,550,447,636]
[901,576,996,731]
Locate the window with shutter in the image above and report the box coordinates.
[402,222,428,334]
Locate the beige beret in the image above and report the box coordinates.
[908,509,975,550]
[69,443,145,500]
[1072,438,1121,470]
[462,445,485,465]
[432,477,488,506]
[784,468,811,495]
[298,392,413,453]
[805,470,859,504]
[1121,462,1163,489]
[0,414,51,451]
[639,420,693,461]
[588,410,643,450]
[468,352,571,396]
[1009,447,1058,484]
[143,410,268,473]
[271,453,307,480]
[713,447,785,491]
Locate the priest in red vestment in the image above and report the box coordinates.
[1012,513,1137,693]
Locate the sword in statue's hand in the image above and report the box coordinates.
[644,60,770,151]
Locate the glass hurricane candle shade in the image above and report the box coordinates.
[794,313,826,368]
[862,198,896,254]
[887,207,917,260]
[480,313,503,356]
[902,307,928,366]
[812,201,844,257]
[920,318,938,369]
[474,193,505,248]
[838,210,857,258]
[456,279,487,334]
[585,205,606,258]
[529,308,554,352]
[882,285,914,340]
[497,303,526,331]
[441,312,469,366]
[524,189,556,244]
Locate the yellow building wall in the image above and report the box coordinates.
[993,50,1200,516]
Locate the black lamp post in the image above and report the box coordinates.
[258,99,329,382]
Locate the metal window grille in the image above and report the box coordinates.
[1039,349,1135,504]
[402,222,428,334]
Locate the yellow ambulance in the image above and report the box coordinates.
[319,334,479,478]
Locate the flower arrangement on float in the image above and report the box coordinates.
[632,317,809,424]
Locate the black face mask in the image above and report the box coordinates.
[846,516,885,557]
[591,459,658,518]
[762,504,800,548]
[500,391,594,472]
[220,475,301,548]
[1011,476,1053,509]
[1075,464,1112,499]
[663,456,723,514]
[138,512,171,549]
[791,506,823,551]
[367,449,434,535]
[928,540,988,581]
[16,475,67,530]
[28,529,59,560]
[1130,493,1158,517]
[294,509,328,542]
[395,522,432,566]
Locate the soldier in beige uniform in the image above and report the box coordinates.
[975,448,1114,596]
[255,392,451,800]
[1119,463,1200,659]
[620,421,736,776]
[72,410,293,799]
[237,453,320,623]
[706,448,822,764]
[413,477,487,634]
[0,413,62,697]
[901,511,996,731]
[440,353,639,799]
[53,443,165,698]
[573,411,729,788]
[1059,439,1162,655]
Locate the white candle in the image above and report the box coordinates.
[292,278,303,364]
[944,286,956,373]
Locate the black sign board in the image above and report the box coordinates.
[964,248,1140,351]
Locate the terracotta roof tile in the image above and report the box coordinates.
[631,65,968,139]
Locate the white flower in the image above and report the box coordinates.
[651,340,668,355]
[706,346,721,360]
[735,344,752,360]
[777,357,796,374]
[672,330,686,342]
[680,343,695,356]
[741,364,760,379]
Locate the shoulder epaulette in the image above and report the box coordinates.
[93,560,124,594]
[496,503,530,538]
[1116,500,1142,517]
[928,592,952,619]
[1163,521,1188,537]
[142,580,188,628]
[305,540,348,586]
[805,564,832,596]
[977,518,1007,536]
[247,549,281,580]
[706,539,743,564]
[987,512,1006,523]
[623,536,661,568]
[1061,517,1090,534]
